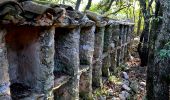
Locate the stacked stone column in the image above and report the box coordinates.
[121,25,126,64]
[116,24,122,67]
[79,20,95,99]
[102,22,113,77]
[0,29,11,100]
[110,22,120,74]
[124,25,128,62]
[38,27,55,99]
[92,22,106,88]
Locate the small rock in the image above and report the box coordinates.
[122,72,129,79]
[0,95,11,100]
[110,96,115,100]
[98,95,106,100]
[122,84,131,91]
[122,79,130,86]
[0,83,10,95]
[110,97,120,100]
[119,93,125,100]
[93,96,97,100]
[139,87,145,91]
[108,89,114,96]
[140,82,146,86]
[110,43,115,48]
[114,97,120,100]
[122,91,130,98]
[130,80,138,93]
[119,91,130,100]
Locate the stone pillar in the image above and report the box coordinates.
[121,25,126,63]
[80,24,95,66]
[124,25,128,62]
[38,27,55,99]
[54,27,80,100]
[92,25,105,88]
[79,71,92,99]
[126,25,134,60]
[79,21,95,99]
[110,23,119,73]
[116,24,122,67]
[102,24,112,77]
[0,29,11,100]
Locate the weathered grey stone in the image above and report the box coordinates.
[140,82,146,87]
[103,24,113,52]
[54,27,80,100]
[102,55,111,77]
[121,25,126,63]
[124,25,128,62]
[80,25,95,65]
[0,95,11,100]
[119,91,130,100]
[6,26,55,99]
[79,24,95,99]
[54,75,80,100]
[98,95,106,100]
[122,84,131,91]
[0,29,11,99]
[122,72,129,79]
[66,75,80,100]
[92,27,105,88]
[130,80,138,93]
[119,24,124,64]
[110,23,119,73]
[79,71,92,99]
[38,27,55,98]
[102,24,112,77]
[18,93,45,100]
[92,62,103,88]
[54,27,80,76]
[122,79,130,86]
[116,24,122,67]
[108,89,114,96]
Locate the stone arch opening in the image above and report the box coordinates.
[4,25,55,99]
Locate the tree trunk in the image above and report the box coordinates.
[147,15,163,100]
[85,0,92,10]
[63,0,65,4]
[75,0,81,10]
[151,0,170,99]
[147,0,170,99]
[138,0,152,67]
[136,10,142,35]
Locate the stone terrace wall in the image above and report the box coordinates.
[0,1,134,100]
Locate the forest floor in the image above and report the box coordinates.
[93,41,147,100]
[93,58,147,100]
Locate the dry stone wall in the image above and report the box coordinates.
[0,1,134,100]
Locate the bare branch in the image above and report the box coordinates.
[85,0,92,10]
[104,4,131,16]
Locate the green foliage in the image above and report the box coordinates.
[152,16,163,22]
[119,63,129,71]
[93,88,108,97]
[159,49,170,58]
[108,75,121,84]
[33,0,144,36]
[158,41,170,59]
